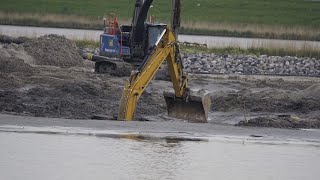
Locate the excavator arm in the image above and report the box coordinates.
[118,28,185,120]
[118,28,211,122]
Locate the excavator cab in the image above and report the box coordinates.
[100,14,131,58]
[147,24,167,50]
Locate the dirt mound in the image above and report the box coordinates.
[0,81,118,119]
[0,35,29,44]
[0,34,164,120]
[299,83,320,98]
[0,69,165,119]
[0,42,36,74]
[23,34,83,67]
[0,58,34,73]
[0,73,22,88]
[212,89,320,113]
[237,116,320,129]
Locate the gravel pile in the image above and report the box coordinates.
[182,53,320,77]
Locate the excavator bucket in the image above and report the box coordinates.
[163,91,211,123]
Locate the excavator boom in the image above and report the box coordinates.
[118,28,211,122]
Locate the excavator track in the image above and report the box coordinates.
[95,60,133,76]
[81,52,133,77]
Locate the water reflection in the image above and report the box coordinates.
[120,139,185,179]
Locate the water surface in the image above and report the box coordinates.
[1,131,319,180]
[1,25,319,49]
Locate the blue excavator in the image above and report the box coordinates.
[82,0,181,76]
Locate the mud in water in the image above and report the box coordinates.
[237,116,320,129]
[0,35,320,128]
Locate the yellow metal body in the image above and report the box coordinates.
[118,28,188,121]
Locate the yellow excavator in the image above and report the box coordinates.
[118,26,211,123]
[82,0,211,122]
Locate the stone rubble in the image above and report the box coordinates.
[182,53,320,77]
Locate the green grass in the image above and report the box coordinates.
[179,27,320,41]
[1,0,319,27]
[74,40,99,48]
[180,45,320,59]
[74,39,320,58]
[1,0,319,40]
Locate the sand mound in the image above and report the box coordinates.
[0,45,35,73]
[0,58,34,73]
[1,43,35,64]
[23,34,83,67]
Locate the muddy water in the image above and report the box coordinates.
[1,131,320,180]
[1,25,319,49]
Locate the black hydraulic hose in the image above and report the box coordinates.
[137,45,157,72]
[137,28,167,72]
[172,0,181,39]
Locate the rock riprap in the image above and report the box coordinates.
[182,53,320,77]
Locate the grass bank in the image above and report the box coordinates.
[75,40,99,48]
[180,45,320,59]
[74,40,320,59]
[0,0,319,41]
